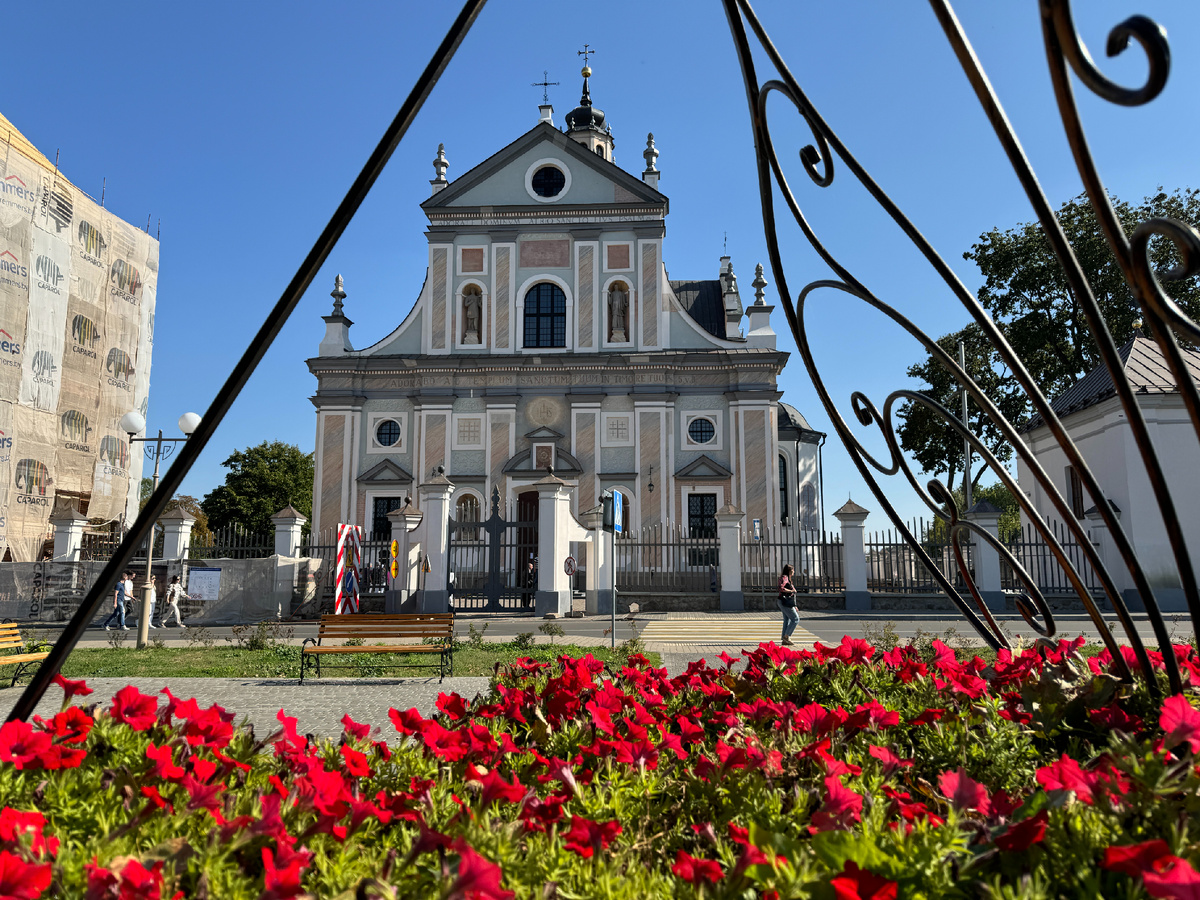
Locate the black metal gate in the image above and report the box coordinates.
[448,488,538,612]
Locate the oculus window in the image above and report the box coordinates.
[530,166,565,198]
[375,419,401,447]
[523,283,567,348]
[687,417,716,445]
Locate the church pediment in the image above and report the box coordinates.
[675,455,733,480]
[421,122,667,212]
[502,447,584,476]
[524,426,564,441]
[357,459,414,485]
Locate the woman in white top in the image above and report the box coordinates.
[147,576,159,628]
[162,575,187,628]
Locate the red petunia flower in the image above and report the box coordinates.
[1036,754,1095,805]
[994,812,1048,852]
[52,673,93,704]
[0,849,52,900]
[145,743,184,782]
[340,744,371,778]
[437,692,470,721]
[563,815,622,858]
[810,775,864,832]
[261,847,305,900]
[85,857,117,900]
[340,714,371,741]
[0,721,54,771]
[1101,840,1173,876]
[830,861,897,900]
[0,807,57,859]
[447,840,514,900]
[115,858,168,900]
[1143,855,1200,899]
[109,686,159,732]
[939,768,991,816]
[1160,694,1200,754]
[868,745,913,778]
[672,850,724,884]
[388,707,428,736]
[34,706,94,745]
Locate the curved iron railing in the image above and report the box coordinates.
[722,0,1200,694]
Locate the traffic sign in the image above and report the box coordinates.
[564,556,576,576]
[390,559,399,578]
[613,490,624,534]
[752,518,762,541]
[390,539,399,559]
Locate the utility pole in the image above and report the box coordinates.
[958,339,972,511]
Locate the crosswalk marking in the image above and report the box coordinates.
[637,619,817,646]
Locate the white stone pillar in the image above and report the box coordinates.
[580,505,613,615]
[50,505,87,563]
[416,468,454,613]
[1084,501,1134,609]
[714,503,745,611]
[386,500,423,612]
[271,505,307,558]
[834,500,871,612]
[536,469,574,617]
[964,500,1004,612]
[159,507,196,561]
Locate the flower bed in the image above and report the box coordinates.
[2,636,1200,898]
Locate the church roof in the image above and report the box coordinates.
[669,280,724,339]
[1022,334,1200,432]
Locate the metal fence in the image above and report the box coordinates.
[740,524,845,601]
[614,523,719,594]
[864,519,974,594]
[300,528,398,603]
[1002,520,1101,595]
[188,523,273,560]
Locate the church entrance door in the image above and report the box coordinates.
[447,487,539,612]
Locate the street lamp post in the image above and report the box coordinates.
[120,410,202,650]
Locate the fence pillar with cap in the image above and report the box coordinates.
[714,503,745,611]
[834,499,871,611]
[159,507,196,560]
[386,499,423,613]
[580,505,612,615]
[415,467,454,613]
[49,503,87,563]
[271,505,307,558]
[964,500,1005,612]
[535,468,574,617]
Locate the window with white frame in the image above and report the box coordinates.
[453,416,484,449]
[602,413,633,447]
[368,414,407,453]
[683,412,722,449]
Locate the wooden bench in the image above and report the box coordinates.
[300,613,455,682]
[0,622,49,687]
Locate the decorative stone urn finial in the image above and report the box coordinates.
[752,264,768,307]
[330,274,346,316]
[643,133,659,173]
[431,144,449,183]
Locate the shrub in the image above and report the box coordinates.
[5,638,1200,897]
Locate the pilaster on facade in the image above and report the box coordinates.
[571,400,603,516]
[425,243,454,355]
[491,242,516,352]
[633,399,670,526]
[637,239,662,351]
[575,240,600,350]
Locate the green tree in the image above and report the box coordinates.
[924,482,1023,546]
[140,478,214,545]
[898,187,1200,482]
[200,441,314,536]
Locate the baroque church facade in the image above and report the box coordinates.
[307,68,823,549]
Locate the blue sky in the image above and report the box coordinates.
[5,1,1197,532]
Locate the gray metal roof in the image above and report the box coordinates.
[777,401,813,432]
[1023,335,1200,432]
[669,279,725,339]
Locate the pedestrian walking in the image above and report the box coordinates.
[162,575,187,628]
[102,571,131,631]
[521,559,536,609]
[146,575,160,628]
[778,563,799,646]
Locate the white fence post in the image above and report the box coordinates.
[271,505,306,558]
[964,500,1004,611]
[50,504,86,562]
[416,467,454,613]
[1084,502,1134,608]
[580,505,612,615]
[159,507,196,561]
[715,503,745,610]
[535,469,574,617]
[386,500,423,612]
[834,499,870,611]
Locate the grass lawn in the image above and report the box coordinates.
[56,641,659,680]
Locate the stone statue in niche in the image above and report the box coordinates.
[463,288,482,344]
[608,283,628,342]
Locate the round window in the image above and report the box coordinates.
[531,165,565,198]
[375,419,401,447]
[688,417,716,444]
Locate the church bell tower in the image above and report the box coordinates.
[565,50,614,162]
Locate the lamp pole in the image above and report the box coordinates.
[122,411,201,650]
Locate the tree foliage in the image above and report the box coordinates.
[200,441,314,536]
[140,479,213,545]
[899,187,1200,482]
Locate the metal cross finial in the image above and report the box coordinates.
[531,70,559,104]
[578,44,596,67]
[723,231,727,254]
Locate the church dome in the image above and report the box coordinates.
[565,66,607,133]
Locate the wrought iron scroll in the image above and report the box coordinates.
[6,0,489,723]
[723,0,1200,694]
